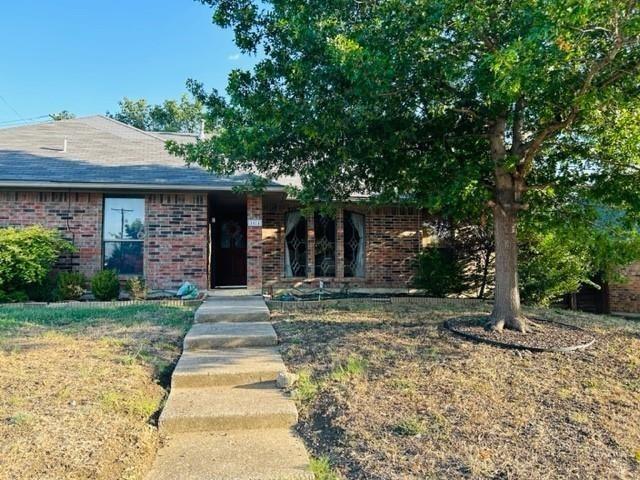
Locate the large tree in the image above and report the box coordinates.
[176,0,640,332]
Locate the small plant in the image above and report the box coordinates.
[91,270,120,301]
[293,369,320,403]
[8,412,34,426]
[125,276,147,300]
[392,416,426,437]
[56,271,86,300]
[310,456,341,480]
[329,355,368,382]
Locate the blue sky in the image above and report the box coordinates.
[0,0,255,125]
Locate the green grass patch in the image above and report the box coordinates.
[310,456,341,480]
[0,304,193,336]
[392,416,427,437]
[293,369,320,404]
[329,355,368,382]
[100,390,160,419]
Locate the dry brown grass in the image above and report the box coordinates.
[0,305,192,480]
[273,303,640,480]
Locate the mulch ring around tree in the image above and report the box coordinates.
[445,316,596,352]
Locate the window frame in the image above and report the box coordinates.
[102,195,145,276]
[343,210,366,278]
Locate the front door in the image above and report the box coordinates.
[214,215,247,286]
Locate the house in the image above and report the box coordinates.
[0,116,422,294]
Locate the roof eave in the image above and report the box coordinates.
[0,180,287,192]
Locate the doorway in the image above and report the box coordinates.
[210,193,247,287]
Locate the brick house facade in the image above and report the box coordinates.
[3,115,638,312]
[0,189,422,293]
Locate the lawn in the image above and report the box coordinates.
[0,304,193,480]
[273,302,640,480]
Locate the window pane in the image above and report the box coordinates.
[285,212,307,277]
[314,213,336,277]
[103,241,143,275]
[103,197,145,241]
[220,220,245,249]
[344,211,365,277]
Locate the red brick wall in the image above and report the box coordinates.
[0,191,102,278]
[144,193,208,290]
[0,190,208,291]
[247,195,263,289]
[609,262,640,313]
[262,199,422,288]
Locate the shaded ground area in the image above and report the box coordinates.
[273,303,640,480]
[0,304,193,480]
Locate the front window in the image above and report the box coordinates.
[344,211,365,277]
[314,213,336,277]
[284,211,307,277]
[103,197,144,275]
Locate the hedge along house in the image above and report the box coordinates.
[0,116,424,294]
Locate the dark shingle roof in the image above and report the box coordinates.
[0,116,285,191]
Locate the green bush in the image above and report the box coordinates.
[125,277,147,300]
[25,271,59,302]
[413,247,466,297]
[0,290,29,303]
[56,271,86,300]
[91,270,121,301]
[518,232,590,306]
[0,226,74,302]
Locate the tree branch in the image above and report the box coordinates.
[519,22,628,176]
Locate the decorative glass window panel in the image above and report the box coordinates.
[314,213,336,277]
[344,211,365,277]
[220,220,245,249]
[103,197,144,275]
[284,211,307,277]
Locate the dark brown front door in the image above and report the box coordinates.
[214,215,247,286]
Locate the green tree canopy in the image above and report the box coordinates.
[108,94,204,132]
[177,0,640,331]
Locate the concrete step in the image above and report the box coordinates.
[172,347,286,388]
[159,384,298,433]
[146,429,313,480]
[195,296,270,323]
[184,322,277,350]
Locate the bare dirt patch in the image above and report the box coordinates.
[447,316,595,351]
[0,305,192,480]
[273,304,640,480]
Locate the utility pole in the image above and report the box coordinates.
[111,207,133,238]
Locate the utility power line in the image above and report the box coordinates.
[0,115,50,127]
[0,95,26,122]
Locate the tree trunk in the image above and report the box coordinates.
[489,202,527,332]
[488,116,527,332]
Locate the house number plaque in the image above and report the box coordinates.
[248,218,262,227]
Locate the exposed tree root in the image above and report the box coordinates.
[485,315,531,333]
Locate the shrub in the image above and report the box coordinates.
[519,232,589,306]
[91,270,120,301]
[56,272,86,300]
[25,271,59,302]
[0,226,74,299]
[413,247,466,297]
[125,277,147,300]
[0,290,29,303]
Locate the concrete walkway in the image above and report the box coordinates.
[146,296,312,480]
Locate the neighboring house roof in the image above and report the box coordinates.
[0,115,286,191]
